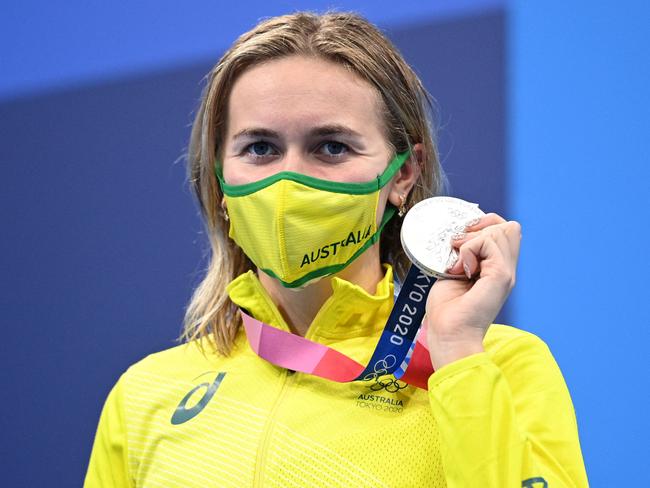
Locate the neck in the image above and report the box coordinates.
[257,246,384,336]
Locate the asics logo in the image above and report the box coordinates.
[171,372,226,425]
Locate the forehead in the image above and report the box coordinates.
[226,55,385,136]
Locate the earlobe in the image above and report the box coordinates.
[397,194,407,217]
[221,197,230,222]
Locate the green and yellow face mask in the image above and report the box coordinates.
[216,152,409,288]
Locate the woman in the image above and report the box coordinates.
[85,12,589,487]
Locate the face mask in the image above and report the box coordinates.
[216,152,409,288]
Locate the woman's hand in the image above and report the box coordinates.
[424,213,522,370]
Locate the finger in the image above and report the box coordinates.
[465,212,507,232]
[447,237,496,279]
[451,218,514,247]
[450,230,480,246]
[489,227,514,277]
[446,255,467,277]
[448,220,520,277]
[449,226,512,280]
[459,245,480,279]
[448,227,503,276]
[463,229,515,290]
[502,220,522,262]
[480,222,519,277]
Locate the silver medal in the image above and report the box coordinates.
[400,196,485,279]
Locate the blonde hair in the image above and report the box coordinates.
[182,11,444,355]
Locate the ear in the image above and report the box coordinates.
[388,143,423,207]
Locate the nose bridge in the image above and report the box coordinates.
[282,146,305,173]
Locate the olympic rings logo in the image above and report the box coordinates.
[362,354,407,392]
[369,377,408,393]
[362,354,397,382]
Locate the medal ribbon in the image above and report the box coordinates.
[241,265,437,390]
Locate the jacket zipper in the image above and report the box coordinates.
[253,368,297,487]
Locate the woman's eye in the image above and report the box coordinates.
[246,142,276,157]
[320,142,349,157]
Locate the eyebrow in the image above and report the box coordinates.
[232,124,364,141]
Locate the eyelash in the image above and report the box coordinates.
[242,141,351,160]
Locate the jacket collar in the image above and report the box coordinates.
[227,265,395,344]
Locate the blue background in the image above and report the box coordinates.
[1,1,648,485]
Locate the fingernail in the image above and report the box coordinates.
[452,232,466,241]
[465,217,481,228]
[463,262,472,279]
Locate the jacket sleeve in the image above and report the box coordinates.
[84,377,132,488]
[427,332,589,487]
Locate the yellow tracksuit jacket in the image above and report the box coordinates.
[85,265,589,487]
